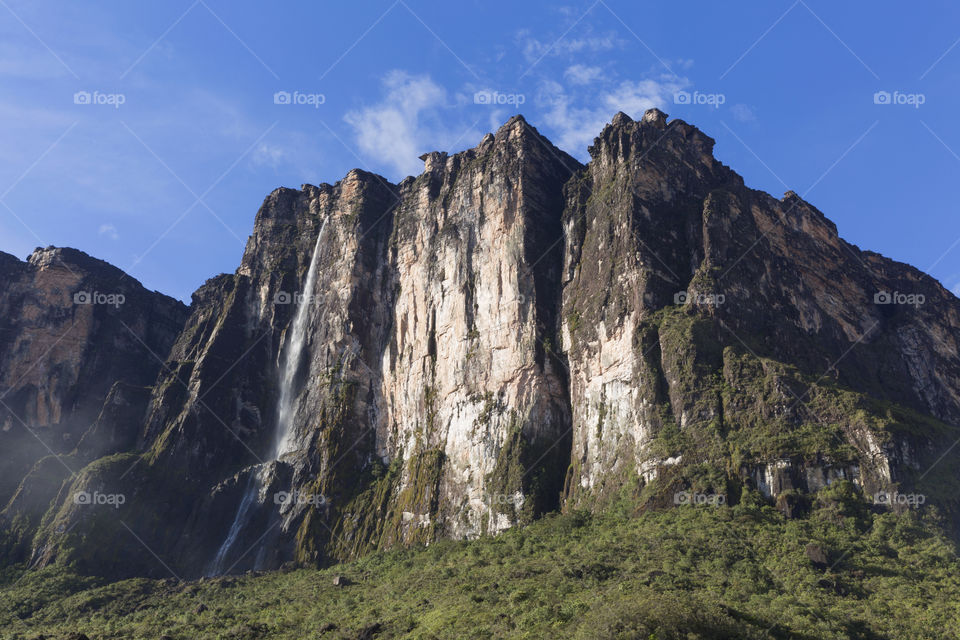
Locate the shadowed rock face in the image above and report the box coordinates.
[561,110,960,508]
[9,110,960,579]
[0,249,187,479]
[0,247,188,562]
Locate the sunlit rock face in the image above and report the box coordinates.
[370,116,578,545]
[12,110,960,579]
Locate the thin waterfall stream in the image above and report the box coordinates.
[206,220,327,575]
[273,218,327,458]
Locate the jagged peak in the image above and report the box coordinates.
[342,167,393,186]
[414,115,581,177]
[269,168,395,200]
[493,113,557,149]
[500,113,529,131]
[589,107,716,163]
[27,246,120,275]
[604,108,666,131]
[418,151,448,172]
[610,111,634,127]
[641,107,668,127]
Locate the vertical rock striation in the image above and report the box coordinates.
[350,116,579,550]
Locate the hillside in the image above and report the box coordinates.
[2,490,958,639]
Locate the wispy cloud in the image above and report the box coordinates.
[345,71,481,178]
[564,64,604,85]
[250,143,287,169]
[730,103,757,123]
[537,75,687,154]
[98,223,119,240]
[519,29,626,63]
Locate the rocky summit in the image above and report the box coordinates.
[2,109,959,582]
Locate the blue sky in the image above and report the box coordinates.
[1,0,959,302]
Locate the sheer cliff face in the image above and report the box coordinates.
[562,110,960,507]
[138,119,578,572]
[560,110,741,500]
[0,249,186,454]
[15,110,960,579]
[373,117,578,542]
[0,248,187,561]
[139,171,397,482]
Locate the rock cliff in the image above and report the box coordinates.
[7,110,960,579]
[561,110,960,514]
[0,247,187,562]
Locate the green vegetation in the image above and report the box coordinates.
[634,305,960,488]
[3,488,959,639]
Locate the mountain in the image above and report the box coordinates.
[0,247,188,564]
[3,109,959,583]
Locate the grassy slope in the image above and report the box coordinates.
[2,484,959,640]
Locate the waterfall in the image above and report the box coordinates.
[206,220,327,575]
[207,474,258,575]
[274,218,326,457]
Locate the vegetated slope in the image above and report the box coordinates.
[1,486,958,639]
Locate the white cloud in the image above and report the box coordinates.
[601,79,685,116]
[564,64,604,85]
[345,71,480,178]
[520,31,625,62]
[250,143,288,169]
[731,103,756,122]
[538,76,687,154]
[98,224,119,240]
